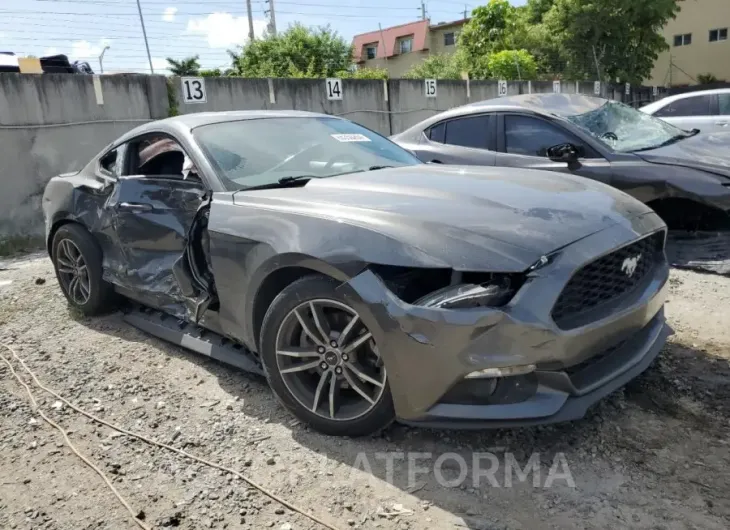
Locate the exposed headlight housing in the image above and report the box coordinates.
[414,276,517,309]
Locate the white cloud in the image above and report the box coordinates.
[69,39,111,60]
[162,7,178,22]
[43,47,60,56]
[186,12,266,49]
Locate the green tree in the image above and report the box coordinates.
[509,9,567,77]
[199,68,222,77]
[458,0,519,56]
[487,49,538,80]
[544,0,683,83]
[526,0,556,23]
[166,56,200,76]
[458,0,543,78]
[229,24,352,78]
[403,53,465,79]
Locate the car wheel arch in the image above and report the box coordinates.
[250,264,354,351]
[647,196,730,230]
[47,218,87,255]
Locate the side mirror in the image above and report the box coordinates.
[546,143,580,163]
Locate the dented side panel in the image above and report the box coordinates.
[105,176,208,317]
[43,170,210,320]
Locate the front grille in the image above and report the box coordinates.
[551,231,665,329]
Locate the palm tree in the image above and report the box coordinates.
[166,56,201,76]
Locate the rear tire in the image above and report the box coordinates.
[51,224,116,315]
[260,275,395,437]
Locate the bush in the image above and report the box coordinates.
[337,67,389,79]
[697,73,720,84]
[403,53,465,79]
[487,49,538,80]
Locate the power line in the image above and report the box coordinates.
[0,9,441,19]
[29,0,467,11]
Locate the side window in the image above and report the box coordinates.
[428,115,492,149]
[718,94,730,116]
[124,135,197,180]
[98,149,118,176]
[654,95,712,117]
[505,115,590,157]
[444,115,492,149]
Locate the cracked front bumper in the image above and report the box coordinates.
[339,212,671,427]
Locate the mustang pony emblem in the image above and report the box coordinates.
[621,254,642,277]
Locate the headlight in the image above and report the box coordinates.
[414,277,517,309]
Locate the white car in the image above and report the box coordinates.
[640,88,730,133]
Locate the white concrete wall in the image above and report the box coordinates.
[0,73,664,242]
[0,73,168,241]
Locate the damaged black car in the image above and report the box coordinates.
[43,111,671,436]
[392,93,730,231]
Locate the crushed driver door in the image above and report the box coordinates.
[106,135,215,320]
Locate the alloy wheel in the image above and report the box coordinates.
[275,299,386,422]
[56,238,91,305]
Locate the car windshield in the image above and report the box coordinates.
[193,116,421,190]
[566,100,693,152]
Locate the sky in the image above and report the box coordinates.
[0,0,526,74]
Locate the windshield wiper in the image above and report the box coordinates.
[368,165,394,171]
[278,175,317,184]
[241,175,317,191]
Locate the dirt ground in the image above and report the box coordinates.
[1,253,729,530]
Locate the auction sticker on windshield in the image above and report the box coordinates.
[331,134,371,142]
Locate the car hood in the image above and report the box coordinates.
[634,131,730,180]
[232,165,653,271]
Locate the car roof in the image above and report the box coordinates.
[116,110,339,144]
[641,87,730,113]
[392,93,608,139]
[158,109,333,129]
[461,93,609,117]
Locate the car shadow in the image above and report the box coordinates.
[666,230,730,276]
[71,309,730,529]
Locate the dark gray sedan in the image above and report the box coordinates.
[392,94,730,230]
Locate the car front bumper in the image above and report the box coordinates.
[339,211,671,427]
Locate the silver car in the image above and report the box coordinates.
[640,88,730,133]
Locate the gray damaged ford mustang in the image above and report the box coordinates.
[43,111,672,436]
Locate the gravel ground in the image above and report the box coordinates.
[1,254,729,530]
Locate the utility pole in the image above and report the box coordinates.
[464,4,468,19]
[668,53,673,87]
[378,23,388,67]
[265,0,277,36]
[246,0,255,42]
[98,45,110,74]
[421,1,427,21]
[136,0,154,74]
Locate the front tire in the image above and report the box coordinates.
[51,224,116,315]
[260,275,395,436]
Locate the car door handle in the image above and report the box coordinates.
[118,202,153,211]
